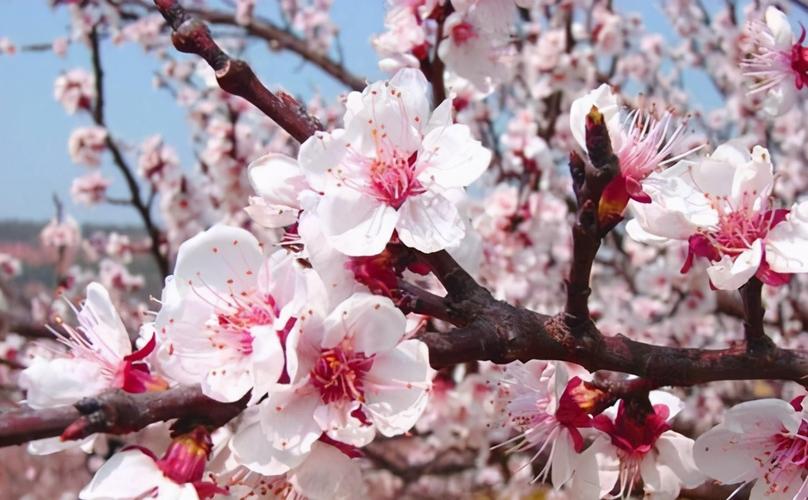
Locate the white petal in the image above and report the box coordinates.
[765,6,794,51]
[694,400,799,486]
[79,450,166,499]
[248,325,285,401]
[317,187,399,257]
[173,224,263,301]
[28,435,95,456]
[576,437,621,498]
[202,362,253,403]
[722,398,801,435]
[655,431,704,488]
[766,201,808,273]
[258,388,322,455]
[389,68,431,127]
[418,124,491,188]
[640,453,682,499]
[298,130,349,192]
[230,409,303,475]
[690,142,749,197]
[706,240,762,290]
[569,84,620,152]
[550,430,577,489]
[289,442,365,500]
[396,193,465,253]
[322,293,407,355]
[82,282,131,359]
[20,357,110,409]
[364,339,432,436]
[298,212,359,308]
[244,196,300,229]
[425,98,454,134]
[247,153,307,207]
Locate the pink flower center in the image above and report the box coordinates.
[451,21,477,45]
[208,294,279,356]
[311,347,374,403]
[704,205,788,256]
[791,28,808,89]
[368,152,425,209]
[616,112,691,189]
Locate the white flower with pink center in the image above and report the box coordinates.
[493,361,598,490]
[742,7,808,116]
[68,126,108,167]
[243,293,432,464]
[627,141,808,290]
[154,224,311,403]
[570,392,704,499]
[20,282,164,411]
[695,396,808,499]
[54,68,95,115]
[297,68,491,256]
[569,84,696,223]
[80,427,225,500]
[19,282,165,455]
[438,0,516,92]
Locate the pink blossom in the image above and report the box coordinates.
[54,69,95,115]
[297,68,491,255]
[741,7,808,116]
[695,396,808,499]
[71,171,111,205]
[68,126,107,166]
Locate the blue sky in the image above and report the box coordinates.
[0,1,804,224]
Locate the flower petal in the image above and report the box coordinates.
[322,293,406,355]
[317,187,399,257]
[706,240,762,290]
[396,193,465,253]
[418,124,491,188]
[766,201,808,274]
[173,224,263,301]
[364,339,432,436]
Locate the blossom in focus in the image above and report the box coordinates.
[244,153,310,229]
[493,361,601,489]
[244,293,432,467]
[627,141,808,290]
[80,427,226,500]
[694,396,808,499]
[571,393,703,499]
[19,282,166,411]
[298,68,491,256]
[742,7,808,116]
[569,84,694,225]
[153,224,310,403]
[54,68,95,115]
[68,126,108,166]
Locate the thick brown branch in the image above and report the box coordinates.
[417,300,808,387]
[153,0,323,143]
[0,385,245,448]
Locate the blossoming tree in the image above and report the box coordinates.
[3,0,808,498]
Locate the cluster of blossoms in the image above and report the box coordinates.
[9,1,808,499]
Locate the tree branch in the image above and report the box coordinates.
[739,277,773,352]
[153,0,323,143]
[0,385,245,448]
[88,26,169,278]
